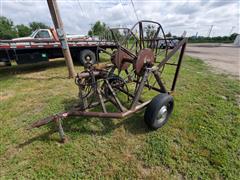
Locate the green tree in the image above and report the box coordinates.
[0,16,17,39]
[29,22,49,31]
[165,32,172,37]
[230,33,238,41]
[16,24,32,37]
[145,25,156,39]
[88,21,108,37]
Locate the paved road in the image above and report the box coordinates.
[186,43,240,78]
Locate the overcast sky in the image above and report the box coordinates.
[1,0,239,37]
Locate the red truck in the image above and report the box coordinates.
[0,28,117,66]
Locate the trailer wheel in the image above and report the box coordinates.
[79,49,96,67]
[144,93,174,130]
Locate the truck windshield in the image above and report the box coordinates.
[30,30,51,39]
[35,30,51,38]
[30,30,38,38]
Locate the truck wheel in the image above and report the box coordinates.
[0,58,11,67]
[144,93,174,130]
[79,49,96,67]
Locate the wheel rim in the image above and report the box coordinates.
[156,105,168,123]
[85,55,91,63]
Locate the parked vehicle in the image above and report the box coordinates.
[150,38,179,49]
[12,28,90,41]
[0,28,117,67]
[162,39,179,49]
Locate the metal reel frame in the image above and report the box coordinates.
[29,20,188,143]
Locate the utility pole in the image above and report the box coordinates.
[229,26,235,35]
[47,0,76,78]
[195,32,198,38]
[207,25,214,37]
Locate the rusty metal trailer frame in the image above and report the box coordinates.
[29,20,187,142]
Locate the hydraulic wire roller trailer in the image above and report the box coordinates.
[29,21,187,143]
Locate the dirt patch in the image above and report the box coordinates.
[0,91,14,101]
[186,43,240,78]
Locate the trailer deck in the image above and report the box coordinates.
[0,39,117,66]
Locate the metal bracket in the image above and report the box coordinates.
[55,117,67,143]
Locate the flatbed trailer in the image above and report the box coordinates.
[0,39,117,66]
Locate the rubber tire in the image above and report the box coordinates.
[144,93,174,130]
[79,49,96,66]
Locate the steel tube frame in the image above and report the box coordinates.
[171,41,187,91]
[30,37,187,130]
[29,21,188,143]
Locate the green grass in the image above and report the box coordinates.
[0,56,239,179]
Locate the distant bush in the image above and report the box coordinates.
[188,33,238,43]
[0,16,49,39]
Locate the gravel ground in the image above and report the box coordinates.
[186,43,240,79]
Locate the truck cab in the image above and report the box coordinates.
[12,28,88,42]
[12,29,57,41]
[30,29,53,39]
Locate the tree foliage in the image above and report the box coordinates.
[145,25,156,39]
[165,32,172,37]
[88,21,108,37]
[0,16,50,39]
[29,22,49,31]
[16,24,32,37]
[189,33,239,43]
[229,33,238,41]
[0,16,17,39]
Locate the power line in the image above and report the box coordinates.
[207,25,214,37]
[119,0,133,23]
[229,26,235,35]
[77,0,88,18]
[119,1,128,18]
[130,0,139,21]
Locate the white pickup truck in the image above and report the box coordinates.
[12,28,88,41]
[0,28,116,66]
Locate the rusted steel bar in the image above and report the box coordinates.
[29,111,69,129]
[56,119,66,143]
[171,41,187,91]
[139,22,144,49]
[131,70,149,109]
[69,100,150,118]
[78,86,88,110]
[158,38,187,69]
[143,81,162,92]
[30,98,109,129]
[119,46,137,59]
[165,63,178,66]
[70,111,123,118]
[96,88,107,113]
[87,99,108,109]
[152,70,167,93]
[96,47,113,56]
[29,99,151,130]
[77,71,100,78]
[116,87,144,103]
[105,80,126,112]
[133,79,162,93]
[107,96,122,110]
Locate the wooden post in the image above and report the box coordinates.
[47,0,75,78]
